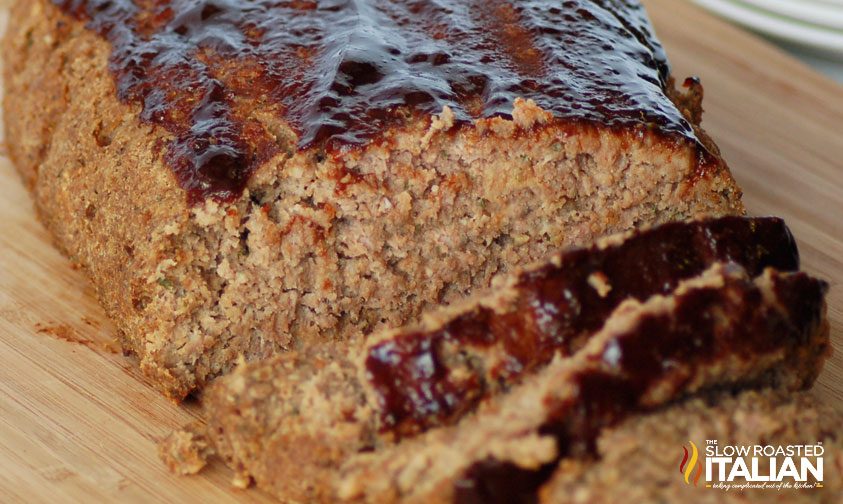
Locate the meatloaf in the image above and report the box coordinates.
[3,0,743,399]
[160,218,830,503]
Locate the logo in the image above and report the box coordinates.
[678,440,825,492]
[679,441,703,486]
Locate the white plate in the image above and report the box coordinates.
[803,0,843,7]
[693,0,843,54]
[736,0,843,31]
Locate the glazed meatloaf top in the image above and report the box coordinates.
[53,0,716,204]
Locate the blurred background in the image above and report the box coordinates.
[692,0,843,82]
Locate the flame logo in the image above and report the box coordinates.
[679,441,703,486]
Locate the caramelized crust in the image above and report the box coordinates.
[55,0,713,202]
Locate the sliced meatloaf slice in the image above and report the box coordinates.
[3,0,743,399]
[539,387,843,504]
[330,266,830,503]
[363,216,799,437]
[161,262,830,503]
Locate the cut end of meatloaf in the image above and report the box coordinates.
[3,0,744,399]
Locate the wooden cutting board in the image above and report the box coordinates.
[1,1,841,502]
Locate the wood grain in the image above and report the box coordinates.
[644,0,843,409]
[0,0,840,501]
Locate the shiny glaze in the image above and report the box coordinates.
[54,0,698,203]
[364,217,800,437]
[453,270,828,504]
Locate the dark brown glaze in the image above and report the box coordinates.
[365,216,799,437]
[53,0,701,203]
[453,270,829,504]
[454,461,555,504]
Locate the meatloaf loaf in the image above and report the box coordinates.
[3,0,743,399]
[160,217,831,503]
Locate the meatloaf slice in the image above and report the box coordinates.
[363,216,799,437]
[332,266,830,503]
[539,388,843,504]
[3,0,744,398]
[161,263,830,503]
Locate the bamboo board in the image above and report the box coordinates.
[0,0,841,501]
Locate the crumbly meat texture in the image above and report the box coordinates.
[3,0,744,399]
[162,265,830,503]
[540,387,843,504]
[160,216,801,488]
[158,420,214,477]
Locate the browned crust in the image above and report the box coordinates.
[2,0,745,399]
